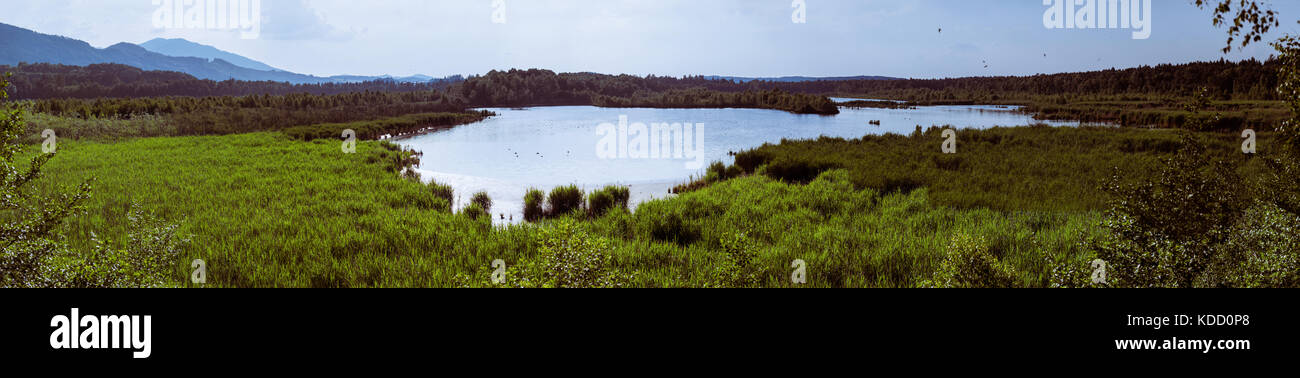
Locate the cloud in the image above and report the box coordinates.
[258,0,355,41]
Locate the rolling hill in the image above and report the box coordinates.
[139,37,281,72]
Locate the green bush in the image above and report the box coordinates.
[462,203,488,221]
[712,233,760,288]
[587,190,616,218]
[1199,203,1300,288]
[428,182,455,211]
[929,233,1019,288]
[547,185,584,217]
[763,157,841,184]
[1093,136,1247,288]
[639,206,700,246]
[44,205,190,288]
[537,220,627,288]
[470,191,493,215]
[523,188,545,222]
[0,73,93,288]
[587,186,630,218]
[704,161,745,183]
[733,149,772,173]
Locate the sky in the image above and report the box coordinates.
[3,0,1299,79]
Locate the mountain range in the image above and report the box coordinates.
[0,22,445,84]
[1,22,893,85]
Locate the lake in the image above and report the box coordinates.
[396,99,1092,223]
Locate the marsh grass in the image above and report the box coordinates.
[31,126,1272,287]
[31,133,536,287]
[702,126,1271,213]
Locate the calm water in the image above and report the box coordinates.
[397,99,1089,223]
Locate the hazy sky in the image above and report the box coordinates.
[3,0,1299,78]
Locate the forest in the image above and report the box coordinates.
[11,59,1287,125]
[449,69,839,114]
[773,59,1282,101]
[2,63,461,100]
[25,90,470,139]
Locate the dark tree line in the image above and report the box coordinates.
[9,59,1283,107]
[450,60,1284,105]
[765,59,1281,102]
[9,59,1287,132]
[450,69,838,114]
[30,90,464,119]
[2,63,460,100]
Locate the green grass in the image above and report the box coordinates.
[707,125,1269,213]
[29,126,1273,287]
[33,133,534,287]
[582,172,1102,287]
[1025,99,1289,130]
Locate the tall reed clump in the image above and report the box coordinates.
[547,185,584,218]
[428,182,454,211]
[462,203,488,220]
[587,185,630,218]
[470,191,493,215]
[523,188,545,222]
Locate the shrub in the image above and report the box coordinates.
[640,206,701,246]
[587,186,630,218]
[763,157,841,184]
[608,186,630,207]
[704,161,743,183]
[470,191,493,215]
[462,203,488,221]
[1092,136,1246,288]
[0,73,93,288]
[712,233,761,288]
[523,188,545,222]
[453,220,631,288]
[929,233,1019,288]
[1199,203,1300,288]
[587,190,615,218]
[45,205,190,288]
[547,185,584,217]
[733,150,772,173]
[401,167,421,182]
[537,220,627,288]
[428,182,455,210]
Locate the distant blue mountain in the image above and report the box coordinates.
[0,22,338,83]
[139,37,280,72]
[704,75,899,82]
[1,23,453,85]
[331,74,451,84]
